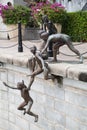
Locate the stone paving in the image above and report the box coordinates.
[0,39,87,63]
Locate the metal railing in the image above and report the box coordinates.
[0,21,23,52]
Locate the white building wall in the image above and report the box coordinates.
[56,0,87,12]
[0,0,87,11]
[14,0,26,5]
[0,0,14,5]
[0,0,26,5]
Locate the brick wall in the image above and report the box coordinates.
[0,63,87,130]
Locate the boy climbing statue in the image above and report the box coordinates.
[27,45,54,90]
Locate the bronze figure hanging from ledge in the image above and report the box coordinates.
[27,46,54,90]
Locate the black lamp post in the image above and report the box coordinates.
[18,21,23,52]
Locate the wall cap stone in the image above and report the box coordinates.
[0,52,87,82]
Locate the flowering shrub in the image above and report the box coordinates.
[0,4,36,26]
[31,1,50,16]
[3,5,31,25]
[0,4,8,16]
[0,1,67,27]
[31,1,67,25]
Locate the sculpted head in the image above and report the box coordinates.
[7,2,12,6]
[30,46,37,54]
[17,80,25,90]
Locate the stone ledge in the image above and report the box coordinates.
[0,52,32,67]
[48,63,87,82]
[0,52,87,82]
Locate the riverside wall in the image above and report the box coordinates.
[0,53,87,130]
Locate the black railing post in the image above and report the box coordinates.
[18,21,23,52]
[48,42,53,57]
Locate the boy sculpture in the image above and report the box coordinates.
[41,33,83,62]
[27,46,54,90]
[3,80,38,122]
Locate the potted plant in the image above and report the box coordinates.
[0,4,39,40]
[1,5,32,25]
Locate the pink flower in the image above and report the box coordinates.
[51,2,65,9]
[46,0,50,5]
[0,4,9,16]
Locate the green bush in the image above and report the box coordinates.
[62,11,87,42]
[46,8,67,25]
[2,3,87,41]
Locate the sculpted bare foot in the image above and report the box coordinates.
[51,59,57,62]
[26,74,32,77]
[79,55,83,63]
[34,115,38,122]
[23,109,26,115]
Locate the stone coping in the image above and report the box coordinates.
[0,40,87,82]
[0,51,87,82]
[48,62,87,82]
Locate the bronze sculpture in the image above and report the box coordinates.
[39,21,57,57]
[27,46,54,90]
[41,33,83,62]
[41,10,49,31]
[3,80,38,122]
[41,10,57,34]
[39,11,49,51]
[46,20,57,35]
[39,11,57,57]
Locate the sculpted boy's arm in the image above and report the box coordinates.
[32,58,36,72]
[27,57,36,72]
[41,39,49,54]
[3,82,18,90]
